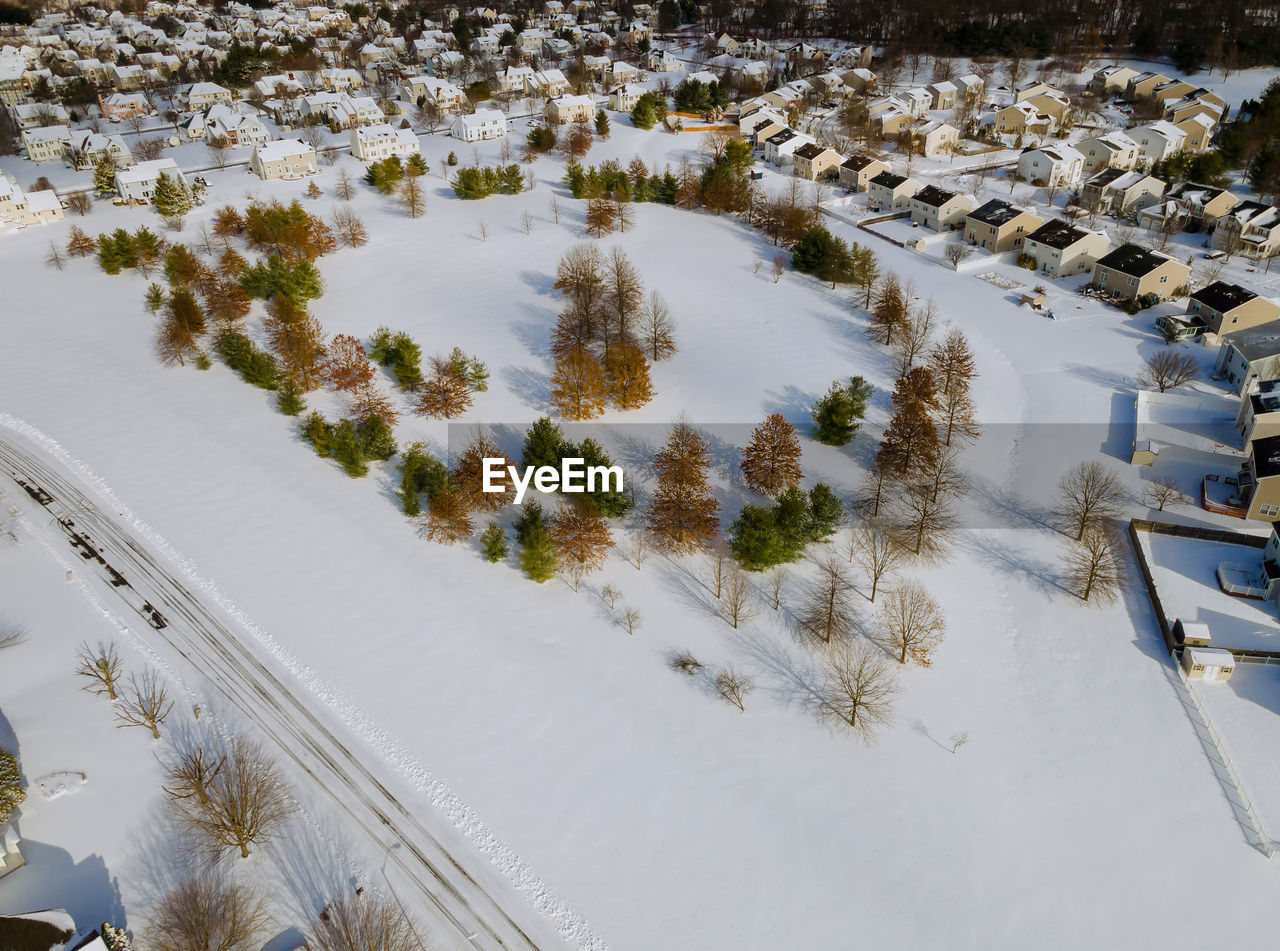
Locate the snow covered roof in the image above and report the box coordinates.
[456,108,506,127]
[116,158,179,184]
[254,138,314,161]
[1186,647,1234,666]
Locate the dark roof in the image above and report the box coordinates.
[840,152,882,171]
[1027,218,1089,249]
[1085,167,1128,188]
[913,184,958,207]
[869,170,908,189]
[1094,243,1173,277]
[765,128,796,144]
[1191,281,1259,314]
[793,141,825,159]
[967,198,1029,226]
[1252,434,1280,479]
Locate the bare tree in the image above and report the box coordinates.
[1066,527,1126,604]
[165,735,294,859]
[549,195,561,224]
[797,558,857,644]
[400,176,425,218]
[892,298,937,379]
[1137,350,1198,393]
[115,669,173,738]
[46,241,65,270]
[668,650,704,675]
[944,242,972,268]
[147,873,271,951]
[1056,461,1126,541]
[335,168,356,202]
[66,192,91,216]
[721,566,756,629]
[619,607,641,635]
[625,534,650,569]
[308,892,425,951]
[640,290,676,361]
[521,210,534,235]
[477,221,488,243]
[76,641,123,699]
[768,568,787,611]
[850,521,900,602]
[772,254,786,283]
[820,640,901,743]
[1143,476,1186,511]
[880,579,946,666]
[715,666,754,711]
[600,583,622,609]
[949,731,969,753]
[206,135,231,169]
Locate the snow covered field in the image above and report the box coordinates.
[6,99,1280,949]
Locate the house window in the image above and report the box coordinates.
[1260,504,1280,517]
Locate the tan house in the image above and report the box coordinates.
[1081,168,1166,217]
[840,67,877,94]
[1024,91,1070,123]
[1234,433,1280,521]
[1090,244,1190,301]
[867,170,920,211]
[1014,80,1056,103]
[904,120,958,158]
[186,81,232,110]
[792,142,842,181]
[0,176,63,230]
[963,199,1042,252]
[1177,113,1216,153]
[874,106,912,138]
[1076,132,1140,174]
[925,81,957,110]
[1187,282,1280,338]
[1023,219,1110,277]
[250,139,318,180]
[21,124,71,162]
[994,101,1054,138]
[1214,202,1280,259]
[546,94,594,125]
[1165,96,1224,126]
[1215,322,1280,396]
[1126,71,1173,100]
[909,184,973,232]
[1151,78,1197,103]
[1238,378,1280,446]
[1180,647,1235,682]
[1090,65,1138,96]
[837,153,888,192]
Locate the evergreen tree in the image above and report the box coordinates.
[330,419,369,477]
[480,522,509,562]
[522,416,569,469]
[152,172,192,219]
[811,377,873,446]
[595,109,611,138]
[93,158,116,198]
[144,283,166,313]
[406,153,429,176]
[275,378,305,415]
[399,442,450,516]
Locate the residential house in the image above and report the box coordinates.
[501,65,534,94]
[529,68,570,99]
[1186,282,1280,339]
[451,108,508,142]
[744,113,786,147]
[840,68,876,94]
[1130,120,1187,162]
[1024,90,1071,124]
[925,80,957,110]
[100,92,151,123]
[1237,378,1280,446]
[350,124,420,160]
[1014,80,1055,103]
[1023,219,1110,277]
[1176,113,1217,153]
[250,139,318,179]
[186,81,231,110]
[910,185,974,231]
[1090,243,1190,300]
[963,199,1042,252]
[1164,95,1224,127]
[320,68,365,93]
[837,153,889,192]
[898,87,931,118]
[953,74,984,104]
[1126,71,1173,100]
[792,142,842,181]
[907,120,959,158]
[867,170,921,211]
[1216,321,1280,395]
[0,175,63,230]
[1076,131,1141,174]
[1164,181,1239,230]
[546,94,595,125]
[1214,202,1280,260]
[187,105,271,147]
[115,158,185,201]
[1017,144,1084,187]
[1151,78,1197,103]
[22,124,71,162]
[9,103,70,130]
[1081,168,1165,216]
[1090,64,1139,96]
[403,76,466,113]
[763,128,816,167]
[609,85,642,112]
[994,101,1054,138]
[872,104,912,138]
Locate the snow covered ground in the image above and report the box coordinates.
[5,99,1280,950]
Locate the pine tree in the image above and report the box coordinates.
[740,413,803,496]
[480,522,508,562]
[144,282,166,313]
[152,172,193,219]
[264,297,327,390]
[878,367,940,477]
[604,341,654,409]
[93,158,117,198]
[811,376,873,446]
[595,109,611,138]
[522,416,569,469]
[305,181,323,199]
[275,378,306,415]
[517,505,558,581]
[550,346,607,420]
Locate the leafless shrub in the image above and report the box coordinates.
[715,666,754,711]
[1137,350,1198,393]
[600,583,622,609]
[1065,526,1127,604]
[668,650,704,675]
[76,640,122,699]
[115,669,173,738]
[949,731,969,753]
[619,607,641,635]
[721,566,756,629]
[308,892,425,951]
[797,558,857,644]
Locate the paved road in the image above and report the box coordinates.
[0,433,579,951]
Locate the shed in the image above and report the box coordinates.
[1020,290,1046,310]
[1172,618,1212,647]
[1181,646,1236,681]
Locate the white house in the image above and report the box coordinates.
[1075,131,1141,174]
[250,139,318,180]
[0,175,63,231]
[185,80,231,110]
[763,128,816,167]
[115,158,184,201]
[21,124,71,162]
[1018,144,1084,187]
[450,108,508,142]
[1130,120,1188,162]
[350,123,421,160]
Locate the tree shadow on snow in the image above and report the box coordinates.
[499,365,551,411]
[961,533,1069,598]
